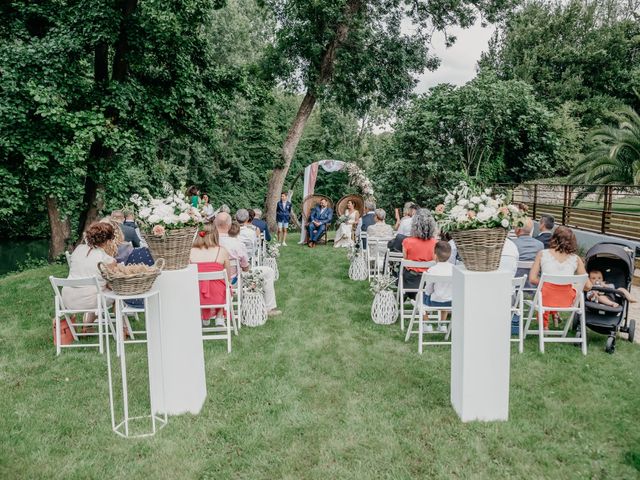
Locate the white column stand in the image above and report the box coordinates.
[104,290,167,438]
[149,265,207,415]
[450,266,511,422]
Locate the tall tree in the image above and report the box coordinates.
[261,0,515,230]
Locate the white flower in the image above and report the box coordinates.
[470,196,481,204]
[457,199,469,207]
[468,202,475,209]
[456,212,469,223]
[501,219,510,228]
[480,194,488,201]
[178,212,190,223]
[139,207,151,219]
[484,188,492,195]
[148,214,160,224]
[476,210,493,222]
[508,205,520,214]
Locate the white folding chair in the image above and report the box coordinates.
[64,251,72,266]
[230,258,242,333]
[49,276,110,355]
[197,270,233,352]
[511,275,526,353]
[524,274,589,354]
[405,272,453,353]
[398,259,435,331]
[366,237,395,280]
[383,249,403,286]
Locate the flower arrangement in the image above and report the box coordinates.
[369,274,396,294]
[336,214,350,226]
[346,163,375,200]
[435,181,526,233]
[347,244,359,261]
[265,242,280,259]
[129,186,203,236]
[241,270,265,294]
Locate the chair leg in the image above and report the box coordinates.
[519,309,524,354]
[538,309,545,353]
[226,308,232,353]
[418,313,424,354]
[56,314,61,356]
[580,312,587,355]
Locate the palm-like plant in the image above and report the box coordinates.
[570,105,640,185]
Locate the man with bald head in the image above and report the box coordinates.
[215,212,281,316]
[513,218,544,262]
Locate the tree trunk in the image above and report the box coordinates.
[47,196,71,260]
[264,91,317,232]
[76,174,104,239]
[264,0,362,231]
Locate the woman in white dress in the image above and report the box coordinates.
[334,200,359,248]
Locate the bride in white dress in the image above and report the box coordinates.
[334,200,359,248]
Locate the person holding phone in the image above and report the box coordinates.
[394,202,417,236]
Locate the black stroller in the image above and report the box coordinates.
[583,242,637,353]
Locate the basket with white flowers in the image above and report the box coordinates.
[435,181,526,271]
[130,186,203,270]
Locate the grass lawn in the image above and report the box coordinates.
[1,243,640,479]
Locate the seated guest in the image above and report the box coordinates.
[307,198,333,248]
[251,208,271,242]
[394,202,417,236]
[101,217,132,263]
[62,222,117,329]
[439,231,458,265]
[215,213,281,316]
[402,209,438,296]
[367,208,394,267]
[499,237,520,277]
[356,201,376,247]
[190,223,232,327]
[187,185,200,208]
[219,204,231,214]
[236,209,259,258]
[201,194,215,221]
[513,218,544,285]
[123,210,146,247]
[536,214,554,249]
[529,226,591,329]
[111,210,141,248]
[423,240,454,332]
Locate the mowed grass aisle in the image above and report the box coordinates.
[1,243,640,479]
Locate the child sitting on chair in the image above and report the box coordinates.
[423,241,453,332]
[586,269,635,308]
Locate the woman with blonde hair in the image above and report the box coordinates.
[190,223,232,327]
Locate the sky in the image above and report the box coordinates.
[413,22,495,93]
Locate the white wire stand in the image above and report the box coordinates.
[103,290,167,438]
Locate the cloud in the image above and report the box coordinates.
[414,22,495,93]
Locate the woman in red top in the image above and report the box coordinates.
[190,223,232,327]
[402,208,438,295]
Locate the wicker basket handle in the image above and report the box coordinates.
[154,258,165,271]
[97,261,108,278]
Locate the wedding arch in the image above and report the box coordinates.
[290,159,375,243]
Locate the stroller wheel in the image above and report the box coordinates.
[605,336,616,354]
[628,319,635,343]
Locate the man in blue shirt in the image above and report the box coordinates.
[276,192,293,246]
[250,208,271,242]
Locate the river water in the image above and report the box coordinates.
[0,239,49,276]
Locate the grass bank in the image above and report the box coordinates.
[1,245,639,478]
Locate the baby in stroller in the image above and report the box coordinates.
[587,269,635,308]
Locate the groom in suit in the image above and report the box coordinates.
[307,198,333,247]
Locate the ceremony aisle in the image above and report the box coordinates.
[1,245,639,478]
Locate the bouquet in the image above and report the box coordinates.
[369,274,396,294]
[347,244,359,261]
[336,214,350,226]
[129,185,203,236]
[241,270,265,294]
[265,242,280,259]
[435,181,526,233]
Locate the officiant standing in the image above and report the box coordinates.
[276,192,292,246]
[307,198,333,248]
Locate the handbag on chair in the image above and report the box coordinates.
[53,316,75,346]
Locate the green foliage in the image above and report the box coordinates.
[372,74,565,212]
[480,0,640,128]
[570,105,640,185]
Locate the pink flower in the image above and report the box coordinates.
[499,207,509,216]
[152,224,166,237]
[435,204,445,214]
[467,211,476,219]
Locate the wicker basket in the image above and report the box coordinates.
[143,226,197,270]
[371,290,398,325]
[99,259,164,295]
[451,228,508,272]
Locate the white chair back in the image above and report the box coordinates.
[511,275,526,353]
[197,269,233,351]
[49,275,107,355]
[383,250,403,277]
[524,273,589,354]
[398,259,436,332]
[366,236,395,279]
[64,251,72,266]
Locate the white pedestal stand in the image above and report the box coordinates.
[104,290,167,438]
[450,267,511,422]
[150,265,207,415]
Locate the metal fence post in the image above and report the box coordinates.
[532,184,538,220]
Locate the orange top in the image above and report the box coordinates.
[402,237,437,272]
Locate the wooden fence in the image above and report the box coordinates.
[497,184,640,242]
